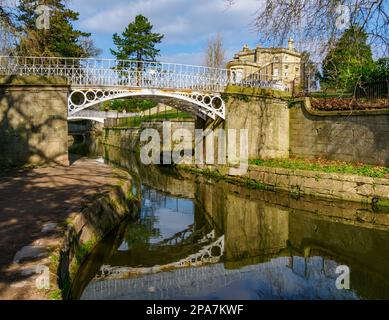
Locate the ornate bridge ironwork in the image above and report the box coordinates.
[0,56,230,119]
[68,110,140,123]
[81,256,354,300]
[97,234,224,280]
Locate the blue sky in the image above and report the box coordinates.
[68,0,266,64]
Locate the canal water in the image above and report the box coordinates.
[69,139,389,300]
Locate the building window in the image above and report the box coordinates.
[231,71,236,83]
[236,70,243,82]
[285,65,288,69]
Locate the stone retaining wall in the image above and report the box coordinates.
[247,165,389,203]
[290,98,389,166]
[183,164,389,203]
[103,127,140,150]
[103,120,195,152]
[58,169,137,299]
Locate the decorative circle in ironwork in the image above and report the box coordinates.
[211,96,223,111]
[69,90,86,107]
[85,90,96,102]
[96,91,104,99]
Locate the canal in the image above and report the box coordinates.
[68,139,389,300]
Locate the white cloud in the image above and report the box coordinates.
[75,0,262,42]
[69,0,266,64]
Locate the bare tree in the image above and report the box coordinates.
[228,0,388,61]
[79,37,102,58]
[205,34,226,68]
[0,0,19,54]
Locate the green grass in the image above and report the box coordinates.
[49,289,62,300]
[75,239,95,264]
[249,158,389,178]
[377,199,389,207]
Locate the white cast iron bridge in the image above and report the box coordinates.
[0,56,285,121]
[67,109,141,124]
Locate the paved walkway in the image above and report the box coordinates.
[0,157,122,299]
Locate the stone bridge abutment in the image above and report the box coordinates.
[0,76,69,166]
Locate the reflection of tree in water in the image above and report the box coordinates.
[124,217,161,251]
[124,185,193,249]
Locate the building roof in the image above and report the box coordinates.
[233,46,302,60]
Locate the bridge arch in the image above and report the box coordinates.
[68,116,105,123]
[68,88,225,120]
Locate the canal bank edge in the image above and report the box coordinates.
[179,164,389,205]
[52,167,137,300]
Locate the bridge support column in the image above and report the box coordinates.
[194,116,226,166]
[0,76,70,167]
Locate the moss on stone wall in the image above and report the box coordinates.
[224,85,291,100]
[179,163,389,204]
[0,75,68,86]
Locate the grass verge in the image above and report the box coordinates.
[249,158,388,178]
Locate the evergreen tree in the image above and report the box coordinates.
[371,58,389,79]
[16,0,100,57]
[321,25,374,91]
[110,15,164,62]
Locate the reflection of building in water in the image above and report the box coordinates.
[287,255,339,280]
[223,194,289,263]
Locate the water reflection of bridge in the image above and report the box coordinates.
[102,185,225,278]
[75,145,389,300]
[81,256,357,300]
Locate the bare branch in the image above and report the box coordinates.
[229,0,388,60]
[204,34,226,68]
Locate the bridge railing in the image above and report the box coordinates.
[0,56,229,91]
[69,109,141,119]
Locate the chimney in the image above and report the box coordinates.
[288,38,295,51]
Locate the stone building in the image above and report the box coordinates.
[227,39,302,91]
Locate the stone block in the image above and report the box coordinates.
[374,184,389,198]
[0,79,69,167]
